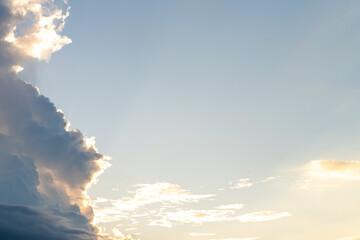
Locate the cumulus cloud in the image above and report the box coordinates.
[0,0,110,239]
[4,0,72,61]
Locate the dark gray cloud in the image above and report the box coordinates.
[0,203,96,240]
[0,0,108,239]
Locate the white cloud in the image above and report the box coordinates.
[190,233,216,236]
[6,0,72,61]
[215,204,244,210]
[149,209,291,227]
[230,178,253,189]
[336,236,360,240]
[308,160,360,180]
[236,211,292,222]
[210,238,258,240]
[261,176,278,183]
[92,182,214,224]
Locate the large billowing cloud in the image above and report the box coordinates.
[0,0,109,239]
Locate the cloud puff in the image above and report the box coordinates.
[4,0,72,61]
[229,178,253,189]
[308,160,360,180]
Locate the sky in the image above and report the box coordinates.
[2,0,360,240]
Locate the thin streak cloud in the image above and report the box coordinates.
[229,178,253,189]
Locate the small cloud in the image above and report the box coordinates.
[210,238,258,240]
[190,233,216,236]
[308,160,360,180]
[125,228,137,231]
[337,236,360,240]
[236,211,291,223]
[261,176,279,183]
[112,227,133,240]
[11,65,24,74]
[111,182,214,211]
[92,182,214,224]
[215,204,244,210]
[94,197,109,203]
[230,178,253,189]
[148,209,291,227]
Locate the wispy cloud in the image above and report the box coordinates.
[149,209,291,227]
[210,238,258,240]
[261,176,279,183]
[308,160,360,180]
[215,204,244,210]
[93,182,290,237]
[229,178,253,189]
[336,236,360,240]
[190,233,216,236]
[235,211,291,222]
[92,182,214,224]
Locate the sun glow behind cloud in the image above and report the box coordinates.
[5,0,72,61]
[308,160,360,180]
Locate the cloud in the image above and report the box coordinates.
[190,233,216,236]
[148,209,236,227]
[148,209,291,227]
[0,0,110,239]
[112,182,214,209]
[210,238,258,240]
[215,204,244,210]
[229,178,253,189]
[337,236,360,240]
[4,0,72,61]
[261,176,278,183]
[308,160,360,180]
[92,182,214,224]
[235,211,291,222]
[93,182,290,234]
[0,203,96,240]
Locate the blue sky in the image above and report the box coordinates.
[9,0,360,239]
[33,0,360,183]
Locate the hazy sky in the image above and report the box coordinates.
[3,1,360,240]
